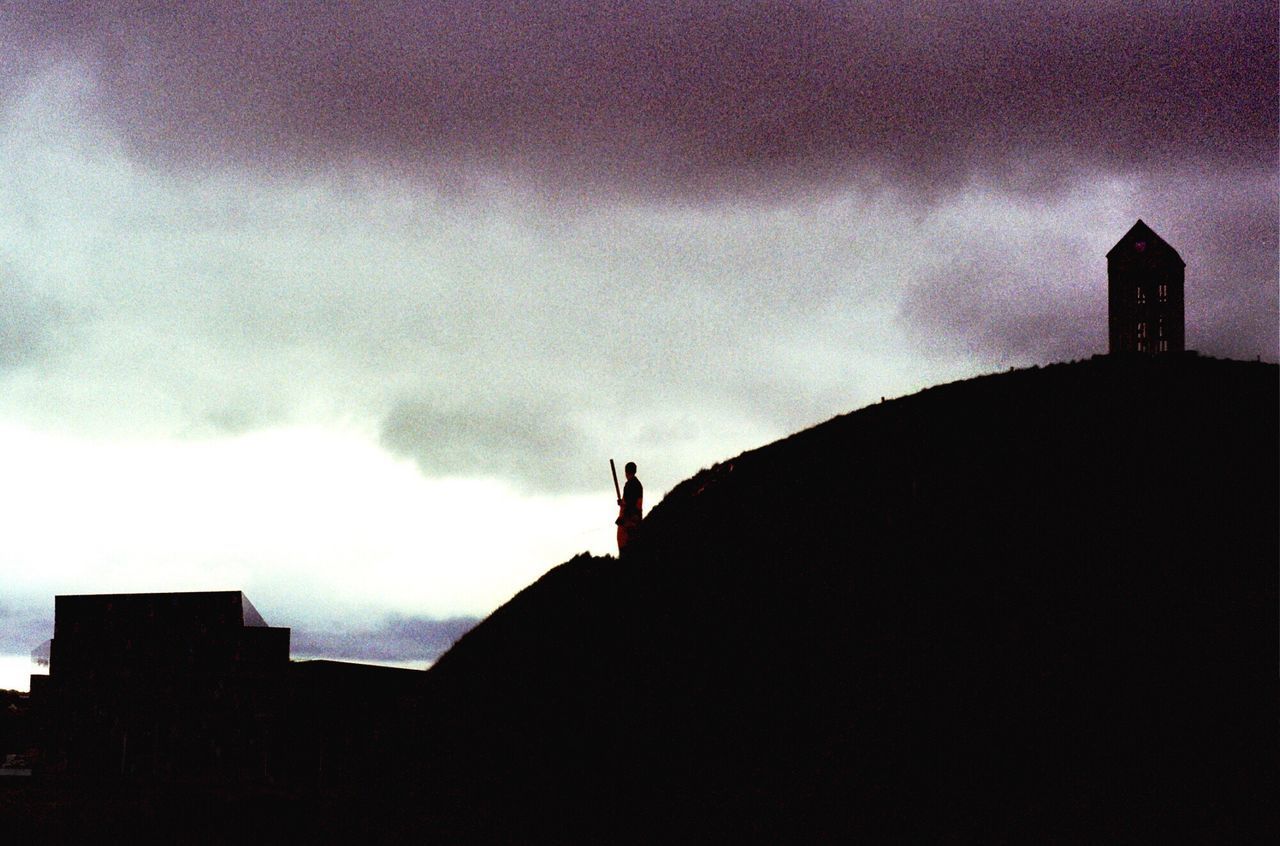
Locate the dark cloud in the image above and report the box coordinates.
[380,397,601,494]
[899,238,1102,365]
[290,614,479,663]
[1166,183,1280,361]
[5,1,1274,196]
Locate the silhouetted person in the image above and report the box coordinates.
[616,461,643,554]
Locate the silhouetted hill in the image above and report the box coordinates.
[404,355,1277,844]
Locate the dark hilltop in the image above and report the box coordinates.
[5,354,1276,844]
[406,353,1277,843]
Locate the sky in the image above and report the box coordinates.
[1,1,1276,690]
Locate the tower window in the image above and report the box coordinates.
[1157,317,1164,338]
[1158,339,1168,352]
[1137,322,1147,339]
[1136,286,1146,304]
[1158,283,1168,303]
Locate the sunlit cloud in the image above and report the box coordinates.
[0,424,615,619]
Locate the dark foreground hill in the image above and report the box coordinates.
[404,355,1277,844]
[7,356,1273,844]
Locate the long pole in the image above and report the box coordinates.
[610,459,621,501]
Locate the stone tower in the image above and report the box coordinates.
[1107,220,1185,354]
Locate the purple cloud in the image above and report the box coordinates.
[5,1,1274,195]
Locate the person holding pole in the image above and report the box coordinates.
[612,460,643,555]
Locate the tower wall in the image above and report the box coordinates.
[1107,221,1185,355]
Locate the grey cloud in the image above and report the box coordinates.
[0,268,71,369]
[2,113,828,479]
[380,397,601,494]
[290,614,479,663]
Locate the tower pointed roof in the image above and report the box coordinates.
[1106,219,1185,265]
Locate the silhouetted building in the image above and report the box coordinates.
[1108,220,1185,354]
[38,591,290,781]
[30,590,427,787]
[280,659,425,789]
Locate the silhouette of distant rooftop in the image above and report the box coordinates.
[1106,218,1185,265]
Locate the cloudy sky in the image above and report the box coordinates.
[1,1,1275,689]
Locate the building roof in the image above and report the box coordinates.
[54,590,271,636]
[1105,218,1185,266]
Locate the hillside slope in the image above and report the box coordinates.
[409,355,1278,844]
